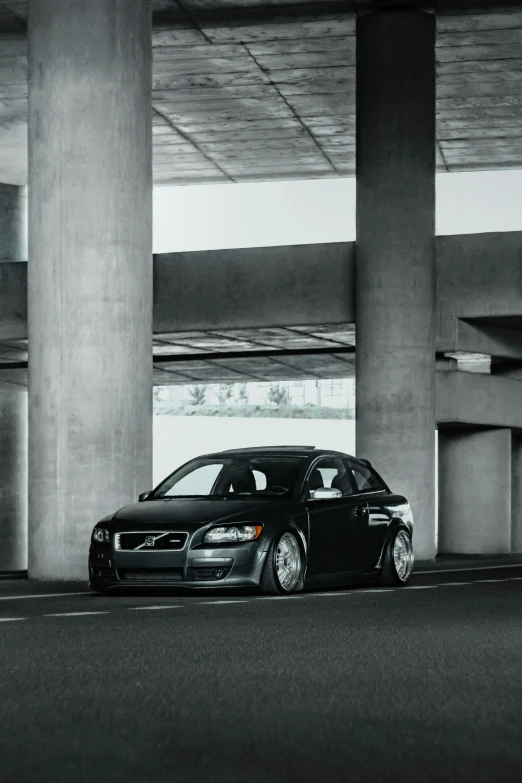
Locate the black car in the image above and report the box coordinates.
[89,446,414,595]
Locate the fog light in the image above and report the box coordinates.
[213,568,226,579]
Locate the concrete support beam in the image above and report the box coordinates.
[355,10,436,560]
[436,371,522,430]
[28,0,153,580]
[438,428,512,555]
[154,243,354,332]
[0,389,27,571]
[512,435,522,554]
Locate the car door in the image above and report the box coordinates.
[305,457,370,576]
[345,459,391,568]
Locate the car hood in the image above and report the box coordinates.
[112,497,278,530]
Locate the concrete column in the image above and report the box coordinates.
[355,10,436,560]
[0,183,26,262]
[0,389,28,572]
[512,434,522,554]
[28,0,153,580]
[438,428,512,555]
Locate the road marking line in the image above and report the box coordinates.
[358,589,394,593]
[256,596,297,600]
[0,617,27,622]
[438,582,470,586]
[43,611,110,617]
[129,605,182,611]
[418,563,522,575]
[198,600,249,605]
[474,579,507,583]
[0,592,90,602]
[507,577,522,581]
[409,585,439,589]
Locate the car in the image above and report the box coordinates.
[89,446,415,595]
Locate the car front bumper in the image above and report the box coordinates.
[89,539,268,590]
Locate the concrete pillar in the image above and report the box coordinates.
[28,0,153,580]
[512,434,522,554]
[0,389,28,572]
[355,10,436,560]
[438,428,512,555]
[0,183,26,262]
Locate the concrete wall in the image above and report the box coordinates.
[0,389,27,571]
[0,183,26,262]
[438,428,512,555]
[154,242,354,332]
[0,262,27,339]
[513,435,522,554]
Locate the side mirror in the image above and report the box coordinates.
[138,491,152,502]
[311,487,342,500]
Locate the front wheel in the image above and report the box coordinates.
[379,528,414,587]
[260,531,303,595]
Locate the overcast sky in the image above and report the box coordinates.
[153,169,522,254]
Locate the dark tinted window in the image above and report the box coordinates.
[306,458,355,498]
[348,462,385,493]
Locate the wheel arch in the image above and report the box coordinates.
[375,517,411,570]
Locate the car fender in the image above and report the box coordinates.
[375,518,411,569]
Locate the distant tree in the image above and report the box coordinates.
[188,385,207,406]
[237,383,249,405]
[265,383,290,406]
[153,387,163,405]
[216,383,234,405]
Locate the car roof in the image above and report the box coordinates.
[202,446,370,466]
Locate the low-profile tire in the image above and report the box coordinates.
[259,531,303,595]
[378,527,414,587]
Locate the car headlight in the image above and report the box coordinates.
[92,527,110,544]
[204,524,263,543]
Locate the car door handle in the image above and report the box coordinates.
[354,505,368,517]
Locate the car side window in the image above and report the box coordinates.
[348,461,385,493]
[306,458,356,498]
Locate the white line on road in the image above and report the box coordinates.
[256,596,297,600]
[409,585,439,589]
[0,592,90,602]
[129,605,182,611]
[474,579,507,583]
[358,589,394,593]
[419,564,522,575]
[0,617,27,622]
[43,611,110,617]
[198,600,249,605]
[438,582,470,586]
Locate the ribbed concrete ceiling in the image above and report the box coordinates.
[1,1,522,185]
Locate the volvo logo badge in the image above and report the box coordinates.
[145,536,155,547]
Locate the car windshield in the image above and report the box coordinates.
[151,455,306,499]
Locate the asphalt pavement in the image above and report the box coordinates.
[0,565,521,783]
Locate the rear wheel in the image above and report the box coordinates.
[379,528,414,586]
[260,531,303,595]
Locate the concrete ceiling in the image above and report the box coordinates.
[0,323,357,387]
[1,1,522,185]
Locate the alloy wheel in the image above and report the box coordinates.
[275,533,301,591]
[393,530,414,581]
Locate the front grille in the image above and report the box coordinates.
[115,532,188,551]
[118,568,183,583]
